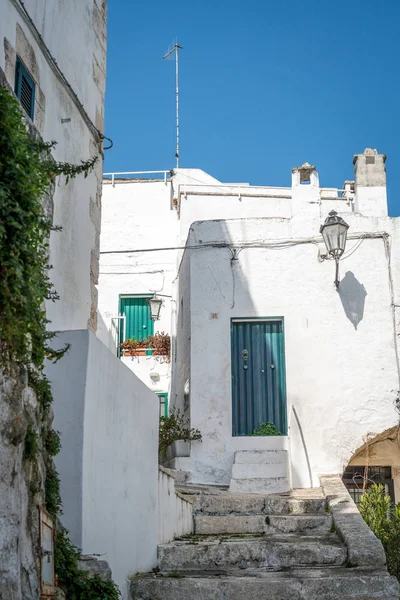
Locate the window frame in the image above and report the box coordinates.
[15,56,36,120]
[118,294,154,351]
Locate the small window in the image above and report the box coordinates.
[342,465,394,504]
[15,57,35,120]
[157,393,168,418]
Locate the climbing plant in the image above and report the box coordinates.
[0,86,120,598]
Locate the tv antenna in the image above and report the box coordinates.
[163,41,183,168]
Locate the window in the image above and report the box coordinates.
[342,466,394,504]
[157,393,168,418]
[119,295,154,344]
[15,57,35,120]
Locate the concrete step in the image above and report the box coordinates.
[234,450,287,464]
[158,535,346,571]
[229,476,290,494]
[131,568,400,600]
[193,493,326,515]
[231,463,287,479]
[194,513,332,535]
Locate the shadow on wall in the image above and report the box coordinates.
[337,271,367,330]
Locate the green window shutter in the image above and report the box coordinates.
[119,296,154,342]
[15,57,35,120]
[157,393,168,418]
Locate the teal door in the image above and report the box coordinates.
[231,319,287,436]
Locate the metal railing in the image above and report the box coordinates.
[103,170,172,187]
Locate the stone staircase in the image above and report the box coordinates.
[229,449,290,494]
[130,485,400,599]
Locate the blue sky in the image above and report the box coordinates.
[104,0,400,215]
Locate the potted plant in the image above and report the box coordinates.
[251,422,281,436]
[159,409,202,462]
[148,332,171,361]
[120,338,150,357]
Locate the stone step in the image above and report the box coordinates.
[234,450,287,464]
[194,513,331,535]
[193,493,326,515]
[158,535,346,571]
[231,463,287,479]
[131,568,400,600]
[229,476,290,494]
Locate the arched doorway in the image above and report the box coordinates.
[342,427,400,504]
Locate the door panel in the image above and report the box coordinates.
[231,319,287,436]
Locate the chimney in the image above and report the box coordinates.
[353,149,387,216]
[291,162,320,216]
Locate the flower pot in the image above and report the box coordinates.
[166,440,191,461]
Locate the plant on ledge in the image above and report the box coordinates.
[120,338,148,356]
[359,483,400,580]
[159,409,202,458]
[147,332,171,359]
[120,332,171,360]
[251,422,281,436]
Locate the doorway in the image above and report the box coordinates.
[231,318,287,436]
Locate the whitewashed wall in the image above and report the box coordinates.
[1,0,106,332]
[158,467,193,544]
[176,214,400,487]
[98,180,177,389]
[47,330,159,599]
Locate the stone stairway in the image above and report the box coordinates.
[229,449,290,494]
[130,485,400,599]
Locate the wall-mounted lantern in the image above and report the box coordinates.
[320,210,349,288]
[147,295,163,320]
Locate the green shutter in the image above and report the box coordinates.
[119,296,154,342]
[157,393,169,418]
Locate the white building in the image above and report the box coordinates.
[1,0,106,332]
[0,4,166,599]
[99,150,400,503]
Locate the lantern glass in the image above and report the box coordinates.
[148,296,162,320]
[320,211,349,258]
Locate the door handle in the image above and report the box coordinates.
[270,364,275,369]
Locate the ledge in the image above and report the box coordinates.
[320,474,386,568]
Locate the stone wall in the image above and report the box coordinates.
[0,366,46,600]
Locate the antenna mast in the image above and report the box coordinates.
[163,42,183,168]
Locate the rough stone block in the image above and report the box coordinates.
[229,477,289,494]
[158,536,345,571]
[195,514,266,535]
[320,475,387,568]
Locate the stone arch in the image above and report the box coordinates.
[343,427,400,503]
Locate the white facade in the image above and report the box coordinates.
[100,150,400,500]
[98,177,177,394]
[1,0,106,331]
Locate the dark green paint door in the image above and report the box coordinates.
[231,319,287,436]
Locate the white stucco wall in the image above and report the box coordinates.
[1,0,106,331]
[47,330,159,599]
[98,180,177,389]
[158,467,193,544]
[175,214,400,486]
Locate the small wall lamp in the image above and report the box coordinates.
[320,210,349,288]
[147,295,163,320]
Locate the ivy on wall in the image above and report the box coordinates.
[0,86,120,599]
